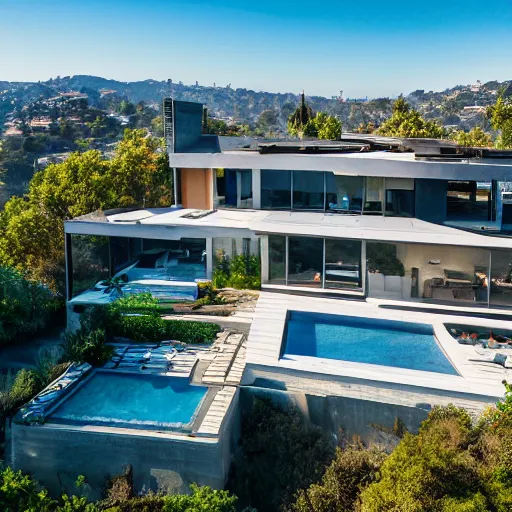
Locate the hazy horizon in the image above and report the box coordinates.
[1,0,512,98]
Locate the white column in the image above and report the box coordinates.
[206,237,213,279]
[361,240,367,296]
[261,236,269,283]
[173,168,178,206]
[252,169,261,209]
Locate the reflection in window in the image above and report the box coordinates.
[71,235,110,297]
[269,235,286,284]
[292,171,325,210]
[261,170,291,209]
[288,237,323,288]
[325,173,364,212]
[447,181,492,222]
[325,239,362,289]
[111,238,206,284]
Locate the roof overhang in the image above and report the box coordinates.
[169,150,512,182]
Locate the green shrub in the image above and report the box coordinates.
[9,368,39,405]
[212,252,260,290]
[359,406,487,512]
[0,266,60,347]
[230,398,334,512]
[0,465,55,511]
[291,446,386,512]
[61,328,113,366]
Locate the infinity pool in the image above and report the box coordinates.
[283,311,457,375]
[50,372,208,430]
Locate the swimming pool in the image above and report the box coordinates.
[50,371,208,430]
[283,311,457,375]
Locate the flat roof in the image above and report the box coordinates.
[66,208,512,249]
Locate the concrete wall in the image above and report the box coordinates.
[10,425,232,500]
[181,168,214,210]
[240,386,429,448]
[415,179,447,223]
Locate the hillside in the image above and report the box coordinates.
[2,75,509,133]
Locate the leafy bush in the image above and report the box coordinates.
[0,466,236,512]
[0,465,54,512]
[9,368,40,405]
[291,446,386,512]
[230,398,334,512]
[358,405,505,512]
[212,252,260,290]
[100,295,220,344]
[61,328,113,366]
[0,266,60,346]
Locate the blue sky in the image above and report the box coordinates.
[1,0,512,97]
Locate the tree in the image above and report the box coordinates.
[377,97,446,138]
[450,127,493,148]
[0,129,171,292]
[119,100,136,116]
[288,92,315,138]
[308,112,342,140]
[487,93,512,149]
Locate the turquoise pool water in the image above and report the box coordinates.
[50,372,208,430]
[283,311,457,375]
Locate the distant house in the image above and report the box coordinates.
[29,117,53,131]
[463,106,486,114]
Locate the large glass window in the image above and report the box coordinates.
[71,235,110,298]
[385,189,415,217]
[217,169,253,208]
[447,181,493,223]
[364,177,384,214]
[292,171,325,210]
[367,242,489,304]
[325,239,362,289]
[288,237,324,288]
[490,250,512,307]
[268,235,286,284]
[325,174,364,213]
[261,170,291,209]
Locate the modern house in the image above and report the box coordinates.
[61,98,512,465]
[65,98,512,317]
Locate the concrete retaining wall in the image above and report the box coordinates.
[10,390,240,502]
[240,386,429,448]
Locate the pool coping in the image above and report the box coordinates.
[245,292,512,400]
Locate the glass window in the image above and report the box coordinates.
[385,189,415,217]
[490,250,512,308]
[288,237,323,288]
[325,239,362,289]
[110,237,142,275]
[447,181,492,222]
[268,235,286,284]
[292,171,325,210]
[261,170,291,209]
[364,177,384,214]
[71,235,110,297]
[325,173,364,213]
[367,242,490,305]
[240,170,253,200]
